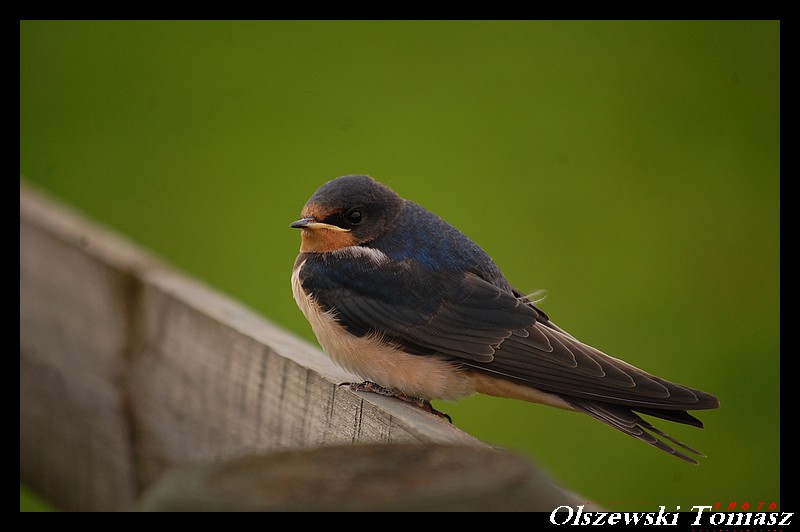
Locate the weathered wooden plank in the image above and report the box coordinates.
[20,203,141,511]
[138,443,589,512]
[19,182,489,511]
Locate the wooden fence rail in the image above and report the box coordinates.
[20,181,591,512]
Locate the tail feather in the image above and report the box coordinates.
[564,396,706,464]
[635,407,704,428]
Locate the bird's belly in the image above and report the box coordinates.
[292,262,476,401]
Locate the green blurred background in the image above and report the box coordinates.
[20,20,779,511]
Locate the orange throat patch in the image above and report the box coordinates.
[299,227,357,253]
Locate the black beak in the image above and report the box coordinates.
[290,217,315,229]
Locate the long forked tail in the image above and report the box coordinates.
[564,397,708,464]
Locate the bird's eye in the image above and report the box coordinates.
[346,209,362,225]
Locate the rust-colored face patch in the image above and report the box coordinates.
[296,202,358,253]
[298,226,357,253]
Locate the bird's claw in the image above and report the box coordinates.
[340,380,452,423]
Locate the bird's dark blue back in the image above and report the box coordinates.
[374,201,512,288]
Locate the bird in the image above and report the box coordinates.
[290,174,720,463]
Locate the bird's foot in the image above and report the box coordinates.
[340,380,452,423]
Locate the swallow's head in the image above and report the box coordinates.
[291,175,405,253]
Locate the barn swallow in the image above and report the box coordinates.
[290,174,720,463]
